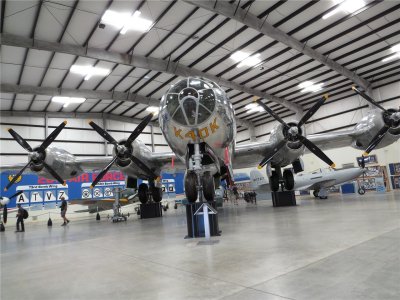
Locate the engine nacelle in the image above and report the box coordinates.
[33,147,84,180]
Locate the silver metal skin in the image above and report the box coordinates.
[31,146,84,180]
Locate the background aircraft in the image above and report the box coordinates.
[1,77,399,204]
[249,167,365,199]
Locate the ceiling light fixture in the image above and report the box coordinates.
[70,65,110,80]
[52,96,86,108]
[322,0,365,19]
[299,81,324,93]
[245,103,264,113]
[146,106,159,113]
[382,44,400,62]
[231,51,261,68]
[101,10,152,34]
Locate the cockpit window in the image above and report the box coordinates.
[169,79,187,93]
[165,77,225,126]
[166,94,179,116]
[182,98,197,125]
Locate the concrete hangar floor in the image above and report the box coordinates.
[1,192,399,300]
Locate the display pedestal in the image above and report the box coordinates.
[271,191,296,207]
[185,202,220,238]
[140,202,162,219]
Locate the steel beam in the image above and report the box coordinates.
[184,0,371,90]
[1,83,256,127]
[0,33,303,115]
[1,83,160,106]
[0,110,152,126]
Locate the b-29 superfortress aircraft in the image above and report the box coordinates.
[2,78,399,203]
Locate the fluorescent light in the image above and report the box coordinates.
[322,0,365,19]
[52,96,86,108]
[382,44,400,62]
[298,81,324,93]
[231,51,261,68]
[382,53,400,62]
[146,106,159,113]
[392,44,400,52]
[245,103,263,113]
[341,0,365,13]
[70,65,110,80]
[245,103,259,110]
[101,10,152,34]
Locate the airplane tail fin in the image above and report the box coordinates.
[250,169,268,189]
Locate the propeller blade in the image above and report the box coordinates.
[8,129,33,152]
[4,161,31,191]
[89,121,118,145]
[39,121,67,151]
[126,113,154,145]
[298,136,336,168]
[352,86,387,112]
[10,190,24,199]
[258,140,287,169]
[364,125,390,155]
[130,155,158,179]
[255,100,289,129]
[43,161,66,186]
[298,94,328,127]
[90,156,119,188]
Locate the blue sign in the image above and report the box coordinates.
[1,171,126,208]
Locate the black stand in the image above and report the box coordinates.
[140,202,163,219]
[185,202,220,238]
[271,191,296,207]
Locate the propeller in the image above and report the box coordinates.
[88,113,157,188]
[255,94,336,169]
[352,86,400,155]
[5,121,67,191]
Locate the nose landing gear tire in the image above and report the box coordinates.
[151,187,162,203]
[202,171,215,202]
[313,190,319,198]
[358,187,366,195]
[185,171,198,203]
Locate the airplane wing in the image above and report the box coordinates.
[298,179,337,191]
[306,129,362,150]
[233,141,276,169]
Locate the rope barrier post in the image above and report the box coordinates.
[47,212,52,227]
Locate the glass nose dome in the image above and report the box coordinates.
[165,78,221,126]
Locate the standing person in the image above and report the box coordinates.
[15,204,25,232]
[60,197,70,226]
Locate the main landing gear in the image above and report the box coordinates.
[138,180,163,204]
[269,167,294,192]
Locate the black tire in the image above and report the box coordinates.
[202,171,215,202]
[185,171,198,203]
[313,190,319,198]
[358,187,366,195]
[319,196,328,200]
[138,183,149,204]
[151,187,162,202]
[270,171,279,192]
[283,169,294,190]
[214,175,221,189]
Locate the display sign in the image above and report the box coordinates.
[375,177,386,193]
[1,171,126,208]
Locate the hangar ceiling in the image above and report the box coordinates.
[1,0,399,130]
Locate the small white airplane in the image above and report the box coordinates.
[249,167,365,199]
